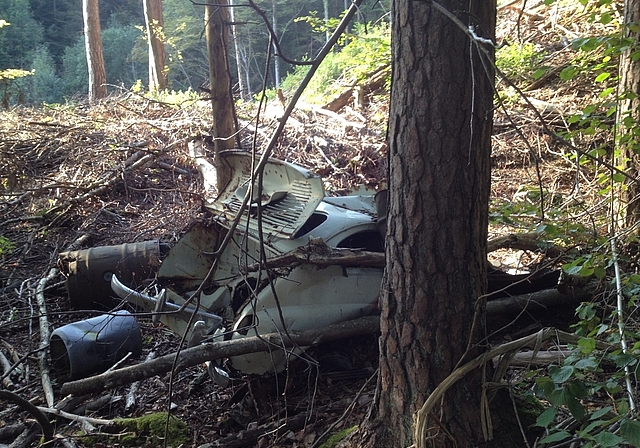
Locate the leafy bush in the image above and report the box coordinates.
[496,43,545,82]
[279,22,391,104]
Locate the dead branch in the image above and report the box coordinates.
[0,389,54,442]
[0,423,26,441]
[323,65,390,112]
[126,351,156,411]
[487,232,564,257]
[60,315,380,396]
[246,233,568,273]
[0,349,15,389]
[485,282,594,315]
[412,328,614,448]
[37,267,58,407]
[43,151,156,220]
[506,349,573,366]
[36,405,114,427]
[243,237,384,272]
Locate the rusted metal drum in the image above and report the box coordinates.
[59,241,167,310]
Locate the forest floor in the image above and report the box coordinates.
[0,2,625,447]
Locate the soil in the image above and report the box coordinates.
[0,2,615,447]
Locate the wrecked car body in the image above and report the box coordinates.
[61,151,385,376]
[59,151,564,378]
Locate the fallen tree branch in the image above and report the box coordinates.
[37,267,58,407]
[323,65,390,112]
[60,315,380,396]
[412,327,614,448]
[0,390,54,442]
[243,237,384,272]
[60,280,595,397]
[0,349,15,389]
[485,283,594,315]
[506,349,573,366]
[487,232,564,257]
[246,233,568,273]
[44,152,155,220]
[36,406,114,427]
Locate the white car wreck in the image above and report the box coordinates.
[58,151,562,380]
[109,151,385,375]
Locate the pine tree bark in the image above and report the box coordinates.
[143,0,167,91]
[617,0,640,228]
[356,1,496,447]
[82,0,107,101]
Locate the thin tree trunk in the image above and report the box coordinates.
[228,0,246,99]
[272,0,280,88]
[82,0,106,101]
[143,0,168,91]
[617,0,640,228]
[205,0,239,190]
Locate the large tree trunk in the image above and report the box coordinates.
[143,0,168,91]
[205,0,239,190]
[82,0,106,102]
[617,0,640,228]
[360,1,496,447]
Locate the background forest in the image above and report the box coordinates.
[0,0,390,104]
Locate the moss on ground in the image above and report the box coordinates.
[319,425,358,448]
[80,412,190,447]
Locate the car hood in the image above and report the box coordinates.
[204,151,325,239]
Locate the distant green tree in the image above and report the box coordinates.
[28,0,142,70]
[62,21,146,96]
[61,39,87,96]
[0,19,33,107]
[28,0,83,68]
[22,46,64,103]
[0,0,44,70]
[163,0,208,90]
[228,0,391,95]
[102,22,146,88]
[98,0,143,27]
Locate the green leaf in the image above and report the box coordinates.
[620,419,640,446]
[593,266,606,279]
[549,365,574,383]
[547,387,566,407]
[566,394,585,420]
[593,431,624,447]
[590,406,613,420]
[568,379,589,399]
[599,12,612,25]
[611,353,637,368]
[595,72,610,83]
[578,420,605,437]
[612,172,626,183]
[574,357,598,370]
[540,430,571,443]
[536,407,557,427]
[560,66,578,81]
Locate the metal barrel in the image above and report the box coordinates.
[50,310,142,380]
[59,241,167,310]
